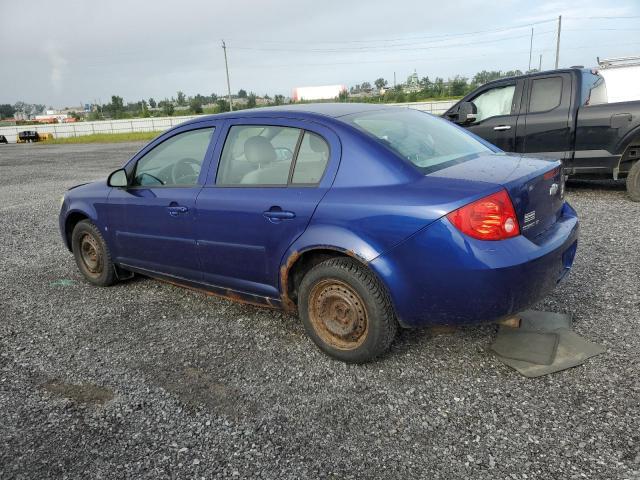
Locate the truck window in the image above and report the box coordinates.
[581,73,608,106]
[471,85,515,122]
[529,77,562,113]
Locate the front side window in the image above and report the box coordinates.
[471,85,516,122]
[133,128,214,186]
[344,109,492,174]
[529,77,562,113]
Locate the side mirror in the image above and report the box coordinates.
[107,168,128,187]
[454,101,477,124]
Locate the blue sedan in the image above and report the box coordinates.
[59,104,579,362]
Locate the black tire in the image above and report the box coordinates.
[298,257,398,363]
[71,220,117,286]
[626,161,640,202]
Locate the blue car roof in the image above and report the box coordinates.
[181,102,403,126]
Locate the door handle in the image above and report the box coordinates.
[167,205,188,216]
[263,207,296,221]
[263,210,295,219]
[493,125,512,131]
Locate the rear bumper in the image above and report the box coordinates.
[369,202,579,327]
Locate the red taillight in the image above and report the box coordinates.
[543,167,560,180]
[446,189,520,241]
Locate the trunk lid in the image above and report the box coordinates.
[430,153,565,240]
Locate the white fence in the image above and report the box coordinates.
[0,100,457,144]
[0,115,200,144]
[392,100,457,115]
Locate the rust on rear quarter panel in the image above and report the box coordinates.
[280,251,300,313]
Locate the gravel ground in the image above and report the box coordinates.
[0,142,638,479]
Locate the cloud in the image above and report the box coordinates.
[2,0,640,105]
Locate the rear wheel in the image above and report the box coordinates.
[298,257,398,363]
[626,161,640,202]
[71,220,117,286]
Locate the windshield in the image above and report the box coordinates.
[343,108,492,173]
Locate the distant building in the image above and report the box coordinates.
[403,70,421,93]
[35,113,71,123]
[292,84,347,102]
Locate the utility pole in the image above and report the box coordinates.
[222,40,233,111]
[539,54,542,71]
[555,15,562,69]
[393,71,396,87]
[528,27,533,72]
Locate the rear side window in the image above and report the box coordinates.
[581,73,608,106]
[529,77,562,113]
[217,125,300,185]
[216,125,329,186]
[291,132,329,184]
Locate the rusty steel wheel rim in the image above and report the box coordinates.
[79,233,102,277]
[308,279,369,350]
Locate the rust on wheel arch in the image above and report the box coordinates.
[279,247,370,314]
[280,250,300,313]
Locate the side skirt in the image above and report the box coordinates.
[118,263,283,310]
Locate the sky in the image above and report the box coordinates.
[1,0,640,107]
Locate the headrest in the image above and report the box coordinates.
[244,136,276,166]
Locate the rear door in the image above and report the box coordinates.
[195,118,340,298]
[464,80,523,151]
[520,73,573,159]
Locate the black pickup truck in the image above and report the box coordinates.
[444,68,640,200]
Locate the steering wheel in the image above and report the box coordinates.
[274,146,294,162]
[171,157,201,184]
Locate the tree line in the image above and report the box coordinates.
[346,69,528,103]
[0,68,535,122]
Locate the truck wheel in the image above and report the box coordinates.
[71,220,117,286]
[298,257,398,363]
[627,161,640,202]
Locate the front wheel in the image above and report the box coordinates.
[626,161,640,202]
[298,257,398,363]
[71,220,117,286]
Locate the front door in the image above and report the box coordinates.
[464,80,522,152]
[195,119,338,298]
[107,125,217,280]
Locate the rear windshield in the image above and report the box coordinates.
[342,108,492,173]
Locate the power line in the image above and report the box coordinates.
[223,35,640,71]
[564,15,640,20]
[228,18,557,46]
[233,46,558,70]
[564,27,640,32]
[229,30,556,54]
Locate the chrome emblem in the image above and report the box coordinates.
[549,183,559,196]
